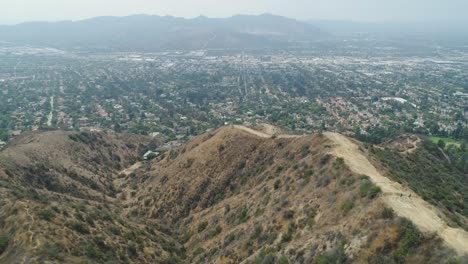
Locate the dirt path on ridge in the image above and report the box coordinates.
[232,125,301,139]
[324,132,468,256]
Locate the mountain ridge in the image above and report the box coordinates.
[0,14,327,51]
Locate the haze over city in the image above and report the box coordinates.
[2,0,468,24]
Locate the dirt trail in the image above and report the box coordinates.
[16,202,39,264]
[232,125,301,139]
[25,207,35,244]
[16,202,36,246]
[120,162,142,176]
[324,132,468,256]
[403,137,421,154]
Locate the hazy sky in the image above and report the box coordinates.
[1,0,467,25]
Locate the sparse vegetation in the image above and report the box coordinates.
[38,209,55,221]
[0,126,462,263]
[197,221,208,233]
[313,243,348,264]
[39,243,64,261]
[180,231,193,244]
[127,242,138,256]
[341,199,355,214]
[283,209,295,220]
[392,218,423,263]
[301,144,311,157]
[0,234,8,254]
[307,209,318,228]
[71,221,90,234]
[274,179,281,190]
[237,206,250,224]
[208,226,222,238]
[193,247,204,257]
[382,207,394,219]
[185,158,194,168]
[359,178,381,199]
[251,247,276,264]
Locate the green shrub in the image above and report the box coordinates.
[301,170,314,183]
[93,236,107,251]
[71,221,90,234]
[437,140,446,149]
[197,221,208,233]
[360,180,381,199]
[392,218,423,263]
[238,161,246,170]
[254,207,265,217]
[193,247,204,257]
[0,234,8,254]
[313,243,348,264]
[185,159,194,168]
[85,244,103,260]
[341,200,355,214]
[39,243,64,260]
[334,157,345,168]
[301,144,310,157]
[274,179,281,190]
[237,206,250,224]
[180,231,193,244]
[282,232,292,243]
[252,247,276,264]
[382,207,394,219]
[281,226,294,243]
[38,209,55,221]
[109,225,121,235]
[283,210,295,220]
[278,255,289,264]
[224,233,236,246]
[218,144,225,152]
[208,226,222,239]
[128,242,138,256]
[251,225,263,240]
[307,209,318,228]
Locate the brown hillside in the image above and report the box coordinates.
[0,130,182,263]
[0,130,148,200]
[0,126,463,263]
[121,126,459,263]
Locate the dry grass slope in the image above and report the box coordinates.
[0,126,464,263]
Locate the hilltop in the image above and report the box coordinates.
[0,126,466,263]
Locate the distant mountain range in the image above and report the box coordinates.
[0,14,327,51]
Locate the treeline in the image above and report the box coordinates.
[445,143,468,174]
[354,125,400,144]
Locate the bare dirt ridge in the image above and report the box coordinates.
[324,132,468,256]
[227,125,468,256]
